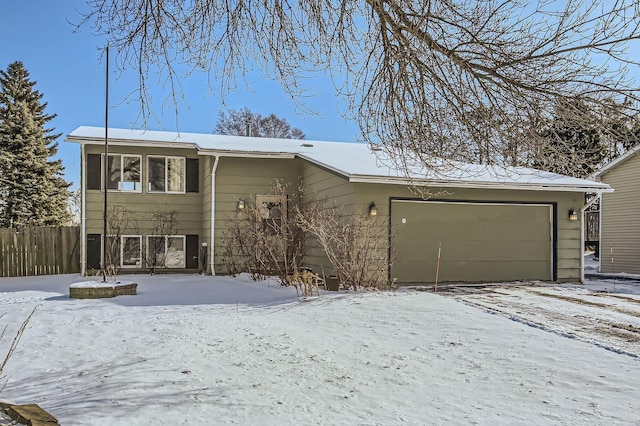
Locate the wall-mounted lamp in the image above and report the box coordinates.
[369,202,378,216]
[568,208,578,221]
[237,199,245,210]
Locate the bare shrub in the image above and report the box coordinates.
[286,270,320,297]
[221,181,307,284]
[0,306,38,392]
[103,205,134,282]
[295,201,391,291]
[142,208,178,274]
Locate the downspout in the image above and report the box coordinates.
[580,192,602,283]
[210,156,220,275]
[80,143,87,275]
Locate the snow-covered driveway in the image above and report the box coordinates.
[447,283,640,358]
[1,274,639,425]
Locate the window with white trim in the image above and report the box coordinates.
[147,235,185,268]
[104,235,142,268]
[256,194,286,235]
[148,156,186,193]
[102,154,142,192]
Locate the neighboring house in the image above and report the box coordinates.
[591,145,640,275]
[66,127,610,283]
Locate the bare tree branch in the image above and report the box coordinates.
[77,0,640,172]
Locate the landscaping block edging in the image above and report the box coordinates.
[0,402,59,425]
[69,281,137,299]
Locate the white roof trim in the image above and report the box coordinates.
[66,138,200,150]
[198,150,296,159]
[592,144,640,179]
[347,175,613,193]
[65,126,612,193]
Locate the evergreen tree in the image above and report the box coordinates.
[532,99,606,178]
[0,61,71,227]
[599,98,640,160]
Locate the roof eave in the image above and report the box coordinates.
[348,175,613,193]
[66,135,297,159]
[65,135,199,150]
[198,150,296,159]
[592,144,640,179]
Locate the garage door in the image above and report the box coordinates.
[390,200,553,284]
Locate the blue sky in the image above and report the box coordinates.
[1,1,360,188]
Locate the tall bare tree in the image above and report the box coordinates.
[215,107,305,139]
[79,0,640,174]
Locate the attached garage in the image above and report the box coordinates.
[68,126,612,282]
[390,199,555,284]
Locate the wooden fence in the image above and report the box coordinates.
[0,226,80,277]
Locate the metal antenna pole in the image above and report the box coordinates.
[102,45,109,282]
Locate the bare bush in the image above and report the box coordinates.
[221,181,307,284]
[0,306,38,393]
[103,205,134,281]
[142,208,178,274]
[295,201,391,291]
[223,181,392,291]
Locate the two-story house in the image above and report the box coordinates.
[66,126,611,284]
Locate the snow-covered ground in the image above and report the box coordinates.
[1,273,640,425]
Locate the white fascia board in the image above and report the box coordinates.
[66,136,296,159]
[197,150,296,159]
[591,144,640,179]
[347,175,613,193]
[65,136,199,150]
[294,154,352,178]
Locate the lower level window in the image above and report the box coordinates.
[147,235,185,268]
[105,235,142,268]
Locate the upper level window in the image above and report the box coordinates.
[87,153,197,193]
[105,154,142,192]
[148,156,185,193]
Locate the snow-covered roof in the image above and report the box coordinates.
[591,144,640,180]
[66,126,611,193]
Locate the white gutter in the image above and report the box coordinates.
[210,156,220,275]
[66,138,199,151]
[80,143,87,276]
[348,175,613,193]
[198,151,295,159]
[580,192,604,283]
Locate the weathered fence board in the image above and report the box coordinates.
[0,227,80,277]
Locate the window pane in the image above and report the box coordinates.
[107,155,120,190]
[122,236,141,267]
[147,236,166,268]
[256,195,286,235]
[122,156,141,191]
[105,236,120,267]
[167,158,185,192]
[148,157,165,192]
[166,237,185,268]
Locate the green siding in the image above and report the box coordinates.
[83,145,205,271]
[213,157,303,274]
[351,182,583,282]
[600,152,640,274]
[300,162,355,275]
[83,144,586,281]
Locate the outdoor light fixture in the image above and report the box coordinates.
[237,199,245,210]
[369,202,378,216]
[568,208,578,221]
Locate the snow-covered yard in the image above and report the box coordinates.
[1,273,639,425]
